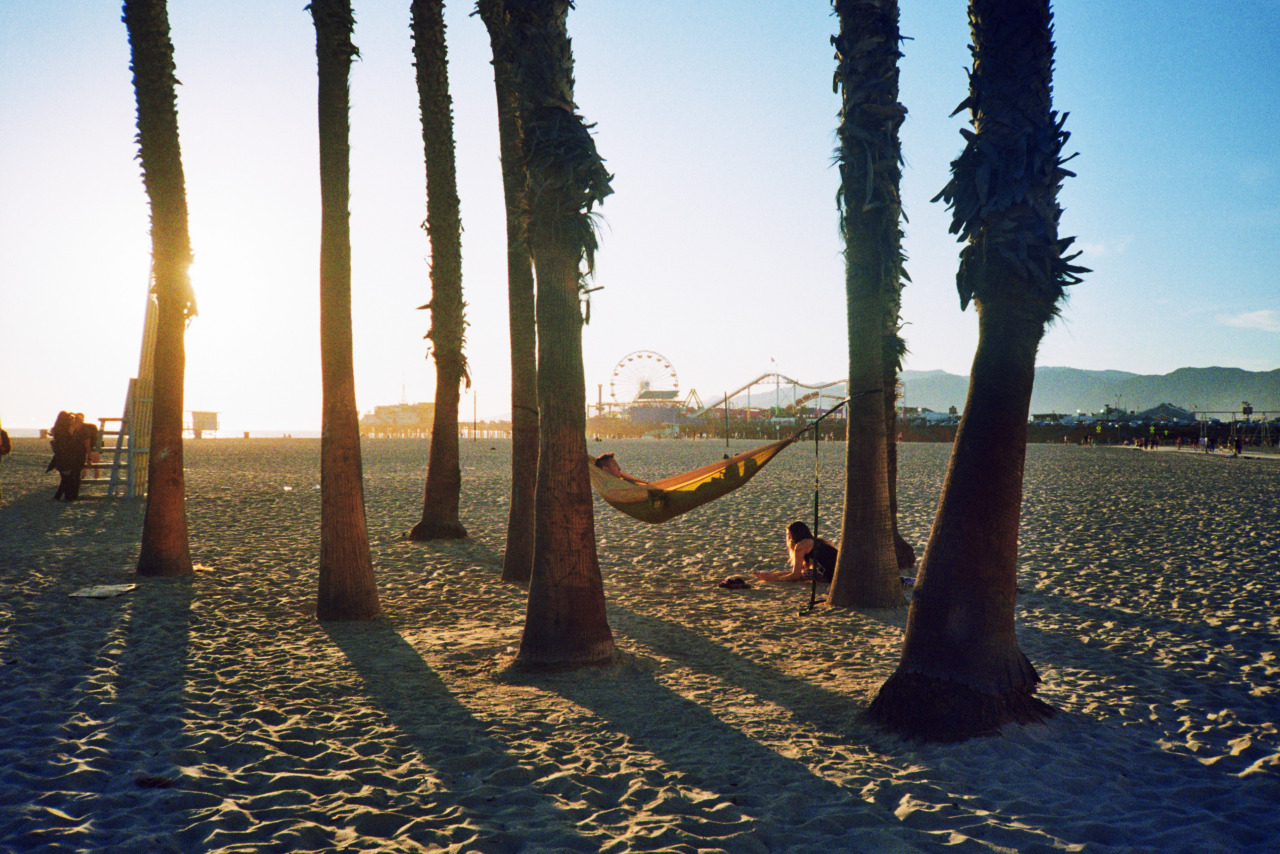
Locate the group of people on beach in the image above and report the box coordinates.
[46,411,101,501]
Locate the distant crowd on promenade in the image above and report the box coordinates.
[1081,432,1268,458]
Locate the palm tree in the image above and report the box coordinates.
[477,0,539,585]
[406,0,469,542]
[311,0,381,621]
[505,0,615,668]
[826,0,907,609]
[124,0,195,578]
[867,0,1085,741]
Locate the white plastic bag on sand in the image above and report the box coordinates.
[69,584,137,598]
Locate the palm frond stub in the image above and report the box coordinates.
[933,1,1088,314]
[503,0,612,284]
[833,0,908,374]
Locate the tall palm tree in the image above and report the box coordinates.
[311,0,381,621]
[826,0,907,609]
[867,0,1085,741]
[406,0,469,542]
[124,0,195,578]
[505,0,615,668]
[478,0,539,585]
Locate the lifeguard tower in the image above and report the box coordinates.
[83,282,159,498]
[189,411,219,439]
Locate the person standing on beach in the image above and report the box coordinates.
[0,419,10,500]
[75,414,100,488]
[46,411,82,501]
[63,413,90,500]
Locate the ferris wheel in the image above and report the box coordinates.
[610,350,679,404]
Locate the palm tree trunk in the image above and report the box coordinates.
[407,0,468,542]
[124,0,194,578]
[478,0,538,583]
[829,289,901,608]
[868,0,1083,740]
[138,262,192,576]
[505,0,615,668]
[869,302,1053,738]
[827,0,906,609]
[519,241,613,666]
[312,0,380,621]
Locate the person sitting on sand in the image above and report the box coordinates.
[753,520,837,583]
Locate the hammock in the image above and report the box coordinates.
[587,392,875,525]
[588,436,799,524]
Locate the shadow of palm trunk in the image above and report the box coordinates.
[323,619,599,850]
[0,520,194,851]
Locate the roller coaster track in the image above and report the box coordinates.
[693,374,848,417]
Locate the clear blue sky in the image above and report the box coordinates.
[2,1,1277,433]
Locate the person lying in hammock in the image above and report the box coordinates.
[593,452,624,477]
[753,520,837,583]
[591,452,649,485]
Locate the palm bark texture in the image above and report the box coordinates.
[124,0,196,578]
[867,0,1085,741]
[477,0,539,584]
[827,0,907,609]
[311,0,381,621]
[407,0,470,541]
[505,0,615,668]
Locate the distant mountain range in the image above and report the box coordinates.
[900,367,1280,417]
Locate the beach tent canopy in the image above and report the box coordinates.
[588,436,799,524]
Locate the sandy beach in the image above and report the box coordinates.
[1,435,1277,852]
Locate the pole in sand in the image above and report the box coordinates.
[799,389,877,616]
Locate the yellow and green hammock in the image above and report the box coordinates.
[587,392,872,525]
[588,436,799,524]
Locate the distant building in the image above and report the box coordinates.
[359,402,436,437]
[1135,402,1197,423]
[907,409,956,425]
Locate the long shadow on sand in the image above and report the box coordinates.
[325,619,600,852]
[601,602,1278,852]
[0,484,193,852]
[609,605,861,734]
[1016,590,1279,724]
[1021,587,1270,657]
[548,605,1098,851]
[535,653,1075,852]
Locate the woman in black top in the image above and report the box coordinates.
[753,520,838,583]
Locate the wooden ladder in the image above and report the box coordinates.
[80,378,152,498]
[81,276,160,498]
